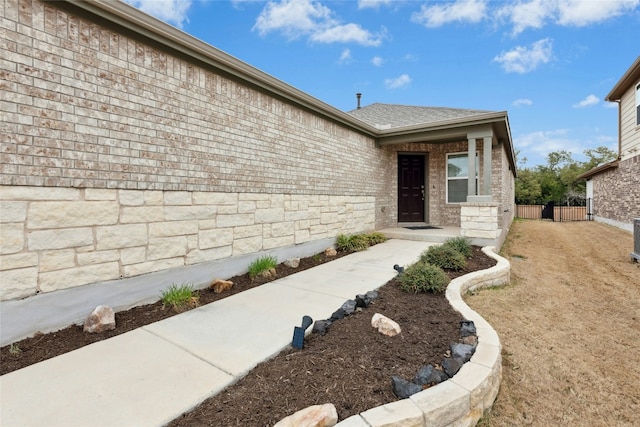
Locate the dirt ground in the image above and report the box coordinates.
[467,220,639,426]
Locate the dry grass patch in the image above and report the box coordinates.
[467,220,640,426]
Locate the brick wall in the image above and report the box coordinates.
[0,0,386,299]
[0,0,386,196]
[592,154,640,226]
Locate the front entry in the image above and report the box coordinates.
[398,154,425,223]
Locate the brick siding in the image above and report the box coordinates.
[591,154,640,225]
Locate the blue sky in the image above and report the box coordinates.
[125,0,640,167]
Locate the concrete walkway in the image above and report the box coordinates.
[0,239,435,427]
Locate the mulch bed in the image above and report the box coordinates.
[1,245,496,426]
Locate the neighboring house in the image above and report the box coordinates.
[0,0,515,343]
[578,57,640,232]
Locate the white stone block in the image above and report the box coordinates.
[144,191,164,205]
[149,220,199,237]
[77,250,120,266]
[216,204,238,214]
[1,223,24,254]
[96,224,148,250]
[39,249,76,272]
[450,362,493,409]
[410,381,470,426]
[185,245,232,265]
[295,229,310,244]
[84,189,117,201]
[39,262,120,293]
[238,201,256,213]
[255,208,285,223]
[28,201,119,229]
[320,212,339,225]
[147,236,188,261]
[120,247,146,265]
[0,252,38,271]
[0,267,38,300]
[119,190,145,206]
[120,206,164,223]
[193,192,237,205]
[269,222,294,237]
[0,186,78,201]
[28,228,94,251]
[233,224,262,239]
[0,201,27,222]
[199,228,234,249]
[360,399,424,427]
[164,205,216,221]
[232,236,262,255]
[217,213,254,228]
[163,191,192,206]
[335,415,369,427]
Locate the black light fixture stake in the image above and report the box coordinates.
[292,315,313,349]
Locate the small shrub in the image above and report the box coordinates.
[161,283,199,313]
[248,255,278,279]
[443,237,473,258]
[9,343,21,356]
[335,233,370,252]
[335,234,350,251]
[399,262,450,293]
[366,231,387,245]
[421,244,467,271]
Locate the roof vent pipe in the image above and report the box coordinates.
[356,93,362,109]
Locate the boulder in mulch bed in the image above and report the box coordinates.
[273,403,338,427]
[83,305,115,333]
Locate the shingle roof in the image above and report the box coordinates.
[347,103,495,130]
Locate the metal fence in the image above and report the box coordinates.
[516,199,592,222]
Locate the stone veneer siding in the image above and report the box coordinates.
[591,154,640,228]
[0,0,387,299]
[0,186,374,300]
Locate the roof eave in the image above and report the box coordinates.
[377,111,517,177]
[576,160,620,180]
[605,56,640,102]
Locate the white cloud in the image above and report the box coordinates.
[253,0,385,46]
[371,56,384,67]
[339,49,352,63]
[253,0,333,39]
[493,38,553,73]
[498,0,640,35]
[512,98,533,107]
[125,0,192,28]
[515,129,583,163]
[572,94,599,108]
[412,0,487,28]
[358,0,395,9]
[310,23,385,46]
[384,74,412,89]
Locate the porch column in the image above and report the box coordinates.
[467,137,477,197]
[466,127,494,202]
[482,136,492,195]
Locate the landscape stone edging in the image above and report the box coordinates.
[335,246,509,427]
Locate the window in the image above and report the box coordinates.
[636,82,640,126]
[446,152,478,203]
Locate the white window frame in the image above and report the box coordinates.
[635,82,640,126]
[446,152,478,204]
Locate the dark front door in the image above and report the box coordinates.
[398,154,425,222]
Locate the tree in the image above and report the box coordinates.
[514,146,616,205]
